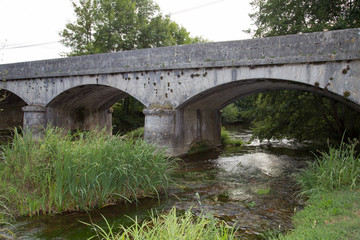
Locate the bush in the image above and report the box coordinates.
[0,127,175,216]
[221,127,243,146]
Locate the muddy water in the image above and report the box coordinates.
[11,127,315,239]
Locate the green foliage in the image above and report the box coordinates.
[0,195,15,239]
[256,187,270,195]
[188,142,212,155]
[232,95,257,123]
[60,0,206,56]
[296,140,360,194]
[221,127,243,146]
[0,127,175,216]
[86,207,238,240]
[221,104,239,124]
[248,0,360,38]
[112,98,144,134]
[245,90,360,143]
[124,127,144,140]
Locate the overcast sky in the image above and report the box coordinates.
[0,0,253,64]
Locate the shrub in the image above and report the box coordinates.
[221,127,243,146]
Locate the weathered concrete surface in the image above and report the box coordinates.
[22,105,46,139]
[0,28,359,155]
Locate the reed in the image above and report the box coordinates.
[297,139,360,194]
[124,127,144,140]
[0,127,175,216]
[0,195,15,239]
[85,207,238,240]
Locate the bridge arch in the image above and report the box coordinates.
[173,59,360,111]
[165,62,360,155]
[42,74,149,108]
[46,84,143,133]
[178,78,360,112]
[0,89,27,131]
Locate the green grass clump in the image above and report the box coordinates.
[0,127,175,216]
[221,127,243,147]
[124,127,144,140]
[188,141,212,155]
[296,140,360,194]
[86,207,238,240]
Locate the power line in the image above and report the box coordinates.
[3,1,225,50]
[4,41,60,50]
[169,0,224,16]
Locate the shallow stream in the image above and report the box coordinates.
[11,127,316,239]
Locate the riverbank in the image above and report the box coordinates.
[273,140,360,239]
[274,188,360,239]
[0,127,175,218]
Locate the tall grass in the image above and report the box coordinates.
[124,127,144,140]
[0,195,15,239]
[85,207,237,240]
[0,127,175,216]
[297,139,360,194]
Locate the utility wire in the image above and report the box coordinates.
[169,0,224,15]
[3,0,225,49]
[4,41,60,50]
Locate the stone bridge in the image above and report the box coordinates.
[0,28,360,155]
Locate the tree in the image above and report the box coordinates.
[60,0,98,56]
[60,0,206,56]
[248,91,360,142]
[221,103,240,124]
[248,0,360,38]
[60,0,206,133]
[240,0,360,143]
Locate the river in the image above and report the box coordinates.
[11,126,316,239]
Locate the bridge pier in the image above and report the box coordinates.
[45,107,113,134]
[144,107,221,155]
[179,108,222,153]
[22,105,47,139]
[144,108,177,154]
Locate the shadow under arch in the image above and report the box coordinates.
[46,84,144,133]
[177,78,360,113]
[0,89,27,131]
[172,78,360,154]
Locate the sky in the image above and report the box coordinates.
[0,0,253,64]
